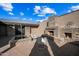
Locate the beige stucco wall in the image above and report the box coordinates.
[47,16,56,27]
[54,11,79,42]
[25,26,39,37]
[36,21,48,37]
[38,10,79,42]
[55,11,79,28]
[25,10,79,40]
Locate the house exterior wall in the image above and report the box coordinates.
[25,26,39,38]
[25,26,31,37]
[0,24,7,36]
[31,27,38,37]
[37,10,79,42]
[55,11,79,27]
[7,25,15,36]
[36,21,48,37]
[72,28,79,40]
[54,11,79,41]
[1,10,79,42]
[0,22,15,37]
[47,16,56,27]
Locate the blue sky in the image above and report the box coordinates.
[0,3,79,23]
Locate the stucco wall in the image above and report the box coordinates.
[36,21,48,37]
[37,10,79,43]
[47,16,56,27]
[55,11,79,28]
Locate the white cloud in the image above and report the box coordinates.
[37,14,45,17]
[21,18,33,23]
[22,18,32,21]
[20,12,24,16]
[36,20,44,22]
[36,17,48,22]
[67,5,79,13]
[42,7,56,15]
[9,12,14,15]
[0,3,13,11]
[34,6,41,14]
[71,5,79,11]
[34,5,56,17]
[67,10,71,13]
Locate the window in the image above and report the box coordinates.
[65,33,72,38]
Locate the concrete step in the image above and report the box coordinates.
[0,44,10,55]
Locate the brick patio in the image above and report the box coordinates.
[1,39,35,56]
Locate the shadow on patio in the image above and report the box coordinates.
[29,37,50,56]
[29,34,79,56]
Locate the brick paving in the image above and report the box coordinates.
[0,37,54,56]
[1,37,79,56]
[1,40,36,56]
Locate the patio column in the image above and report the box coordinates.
[30,26,31,34]
[20,24,22,38]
